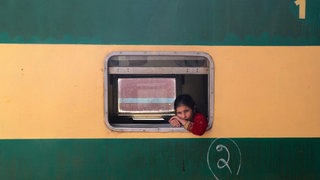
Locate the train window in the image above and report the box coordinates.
[104,52,214,132]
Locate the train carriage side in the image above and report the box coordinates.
[0,1,320,179]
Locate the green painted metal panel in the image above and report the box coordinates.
[0,138,319,179]
[0,0,319,45]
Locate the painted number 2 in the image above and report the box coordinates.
[295,0,306,19]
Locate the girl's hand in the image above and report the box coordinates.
[169,116,181,127]
[174,115,188,124]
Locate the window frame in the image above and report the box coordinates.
[104,51,214,132]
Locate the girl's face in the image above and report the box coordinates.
[176,105,194,121]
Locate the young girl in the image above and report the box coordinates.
[169,94,208,136]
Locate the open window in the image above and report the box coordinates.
[104,52,214,132]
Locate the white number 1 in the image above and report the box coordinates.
[295,0,306,19]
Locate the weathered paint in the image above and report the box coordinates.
[0,0,320,179]
[0,0,319,45]
[0,45,319,138]
[0,138,319,179]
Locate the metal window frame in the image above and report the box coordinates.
[104,51,214,132]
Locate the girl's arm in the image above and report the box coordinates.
[174,113,208,136]
[184,113,208,136]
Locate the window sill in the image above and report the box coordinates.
[106,123,187,132]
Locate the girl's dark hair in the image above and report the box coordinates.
[174,94,196,111]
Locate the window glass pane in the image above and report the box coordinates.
[118,78,176,113]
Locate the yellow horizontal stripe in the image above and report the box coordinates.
[0,44,319,138]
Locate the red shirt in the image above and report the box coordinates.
[186,113,208,136]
